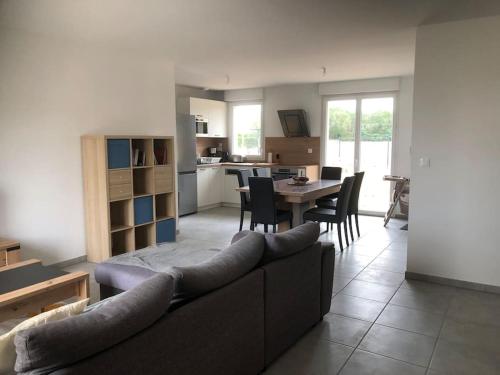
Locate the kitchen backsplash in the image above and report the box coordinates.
[265,137,320,165]
[196,137,229,157]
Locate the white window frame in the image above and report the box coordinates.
[321,91,399,216]
[228,100,264,160]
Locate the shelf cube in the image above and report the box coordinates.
[156,218,176,243]
[134,196,154,225]
[107,139,131,169]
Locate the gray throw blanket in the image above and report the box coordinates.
[104,239,221,272]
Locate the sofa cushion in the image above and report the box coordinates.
[173,231,265,298]
[231,223,321,265]
[230,229,253,244]
[261,222,320,264]
[14,273,174,374]
[0,299,88,374]
[95,263,158,292]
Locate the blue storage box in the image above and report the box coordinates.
[157,218,176,243]
[107,139,130,169]
[134,196,153,225]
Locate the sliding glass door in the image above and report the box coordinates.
[325,94,395,214]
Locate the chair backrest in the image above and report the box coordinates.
[321,166,342,180]
[235,169,252,207]
[248,177,276,224]
[348,172,364,215]
[253,168,267,177]
[335,176,355,222]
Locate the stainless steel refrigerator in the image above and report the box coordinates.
[176,114,198,216]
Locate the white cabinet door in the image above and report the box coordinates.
[197,168,210,208]
[189,98,210,118]
[189,98,227,138]
[206,166,223,205]
[222,168,242,205]
[198,166,224,208]
[208,100,227,137]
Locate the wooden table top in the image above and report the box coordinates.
[236,178,342,203]
[0,238,20,250]
[0,259,89,306]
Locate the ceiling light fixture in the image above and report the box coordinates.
[321,66,327,77]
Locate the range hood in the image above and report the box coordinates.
[277,109,310,137]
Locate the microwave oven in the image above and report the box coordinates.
[195,115,208,135]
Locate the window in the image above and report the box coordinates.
[231,103,263,157]
[324,95,395,214]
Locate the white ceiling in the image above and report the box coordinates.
[2,0,500,89]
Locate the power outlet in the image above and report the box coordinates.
[418,157,430,168]
[307,148,313,154]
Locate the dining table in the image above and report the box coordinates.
[236,178,343,229]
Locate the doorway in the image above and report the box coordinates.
[324,94,396,214]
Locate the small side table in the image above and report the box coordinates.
[0,238,21,268]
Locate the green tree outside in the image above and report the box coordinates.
[329,107,392,141]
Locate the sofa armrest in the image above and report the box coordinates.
[320,242,335,317]
[95,263,158,297]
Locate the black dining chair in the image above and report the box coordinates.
[316,166,342,207]
[234,169,253,232]
[321,166,342,180]
[248,177,292,233]
[303,176,355,251]
[347,171,364,240]
[253,168,268,177]
[319,171,365,241]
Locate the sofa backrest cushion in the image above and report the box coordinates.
[262,223,320,264]
[173,231,264,298]
[231,223,321,265]
[14,273,174,374]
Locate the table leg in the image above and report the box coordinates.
[277,220,290,233]
[292,201,314,228]
[77,275,90,299]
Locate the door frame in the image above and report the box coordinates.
[321,91,399,216]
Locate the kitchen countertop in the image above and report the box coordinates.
[197,162,278,168]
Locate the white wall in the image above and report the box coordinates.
[395,76,414,177]
[0,30,176,264]
[408,16,500,287]
[263,84,322,137]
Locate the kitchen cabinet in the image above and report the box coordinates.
[197,166,223,209]
[222,168,241,205]
[189,98,227,138]
[197,167,209,208]
[207,100,227,137]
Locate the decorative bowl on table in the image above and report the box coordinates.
[290,176,309,186]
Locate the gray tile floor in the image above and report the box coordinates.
[65,207,500,374]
